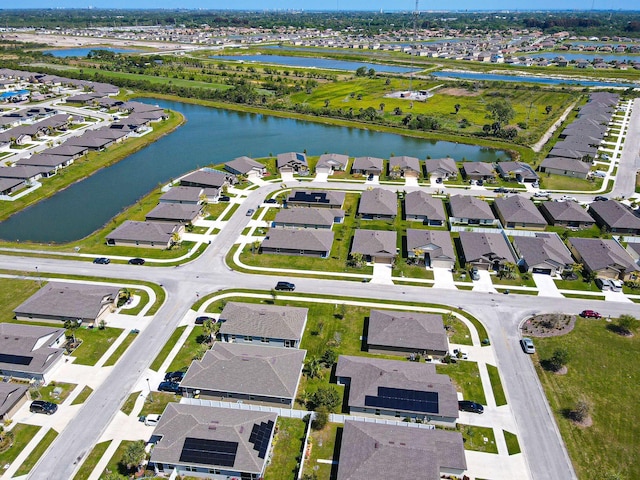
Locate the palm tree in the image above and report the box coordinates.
[303,357,322,379]
[203,319,218,344]
[379,102,385,112]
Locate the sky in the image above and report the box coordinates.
[9,1,639,11]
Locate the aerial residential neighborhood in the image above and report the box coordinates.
[0,7,639,480]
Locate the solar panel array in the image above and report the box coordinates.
[0,353,33,366]
[179,437,238,467]
[249,420,275,459]
[364,387,439,414]
[290,191,330,204]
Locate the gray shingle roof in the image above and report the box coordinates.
[448,195,495,221]
[146,203,202,223]
[0,383,29,418]
[277,152,307,169]
[358,188,397,217]
[406,229,455,263]
[181,343,306,399]
[494,195,547,225]
[261,229,334,253]
[496,161,539,181]
[461,162,495,177]
[0,165,47,180]
[367,309,448,352]
[273,207,343,228]
[540,157,591,174]
[424,157,457,176]
[287,190,345,208]
[337,420,466,480]
[219,302,308,342]
[150,403,277,475]
[459,231,517,264]
[569,238,640,273]
[352,156,384,172]
[106,221,180,244]
[0,323,65,376]
[224,156,264,174]
[540,201,594,224]
[589,201,640,230]
[336,355,459,419]
[45,144,87,157]
[351,229,397,258]
[389,156,420,173]
[513,233,573,270]
[15,154,70,168]
[159,186,203,203]
[404,191,446,221]
[14,282,120,322]
[317,153,349,169]
[181,170,231,189]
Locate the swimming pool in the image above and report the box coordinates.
[0,89,30,99]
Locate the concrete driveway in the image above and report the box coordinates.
[365,174,379,185]
[404,176,419,186]
[371,262,394,285]
[432,267,457,289]
[532,273,563,297]
[314,172,329,182]
[472,270,497,293]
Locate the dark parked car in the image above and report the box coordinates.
[30,400,58,415]
[93,257,110,264]
[275,281,296,291]
[494,187,508,193]
[246,208,255,216]
[128,258,145,265]
[594,196,609,201]
[265,198,278,204]
[218,195,231,202]
[164,371,186,383]
[458,400,484,414]
[195,316,215,325]
[470,267,480,281]
[158,381,182,394]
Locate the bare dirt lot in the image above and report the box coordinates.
[438,87,482,96]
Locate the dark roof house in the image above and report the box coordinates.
[352,156,384,175]
[458,231,517,270]
[260,229,334,257]
[286,190,345,209]
[358,188,397,219]
[406,229,455,269]
[404,191,446,225]
[106,221,184,249]
[540,201,595,228]
[568,237,640,280]
[351,229,397,263]
[272,207,344,229]
[588,200,640,235]
[424,157,458,179]
[448,195,497,226]
[513,233,574,275]
[493,195,547,229]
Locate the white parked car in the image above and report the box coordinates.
[559,195,577,202]
[533,191,550,198]
[144,414,161,426]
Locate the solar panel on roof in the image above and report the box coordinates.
[0,353,33,366]
[249,420,275,459]
[179,437,238,467]
[364,387,439,414]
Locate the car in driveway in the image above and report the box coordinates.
[93,257,110,265]
[195,315,215,325]
[218,195,231,202]
[469,267,480,281]
[458,400,484,414]
[559,195,577,202]
[265,198,278,204]
[128,258,145,265]
[275,281,295,291]
[164,371,186,383]
[520,337,536,354]
[595,277,614,291]
[30,400,58,415]
[580,310,602,319]
[144,413,161,426]
[451,348,468,360]
[158,381,182,394]
[594,196,609,202]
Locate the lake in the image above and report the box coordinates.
[212,54,420,73]
[44,48,142,58]
[0,100,509,243]
[534,52,640,63]
[431,71,637,88]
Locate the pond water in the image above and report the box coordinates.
[534,52,640,63]
[43,48,142,58]
[431,70,637,88]
[0,99,509,243]
[212,54,420,73]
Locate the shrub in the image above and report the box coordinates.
[311,406,329,430]
[309,386,341,411]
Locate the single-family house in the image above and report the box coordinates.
[224,156,266,177]
[539,157,591,179]
[145,203,203,224]
[358,188,397,219]
[461,162,496,181]
[0,178,26,195]
[272,207,344,229]
[14,282,120,326]
[366,309,449,357]
[406,229,455,269]
[0,323,66,383]
[16,154,74,172]
[540,201,595,229]
[0,383,30,421]
[351,229,397,264]
[316,153,349,173]
[389,156,421,178]
[286,190,345,209]
[568,237,640,280]
[448,195,497,226]
[404,191,446,226]
[335,356,459,425]
[219,302,308,348]
[512,233,574,275]
[106,221,184,249]
[458,231,517,271]
[159,186,204,205]
[181,343,306,407]
[149,403,277,480]
[180,170,236,190]
[0,165,45,183]
[277,152,308,174]
[336,421,467,480]
[588,200,640,235]
[493,195,548,229]
[260,229,334,258]
[496,161,539,183]
[45,144,87,159]
[626,242,640,264]
[352,156,384,176]
[424,157,458,180]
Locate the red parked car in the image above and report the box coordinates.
[580,310,602,319]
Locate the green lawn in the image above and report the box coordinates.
[103,331,139,366]
[534,318,640,480]
[72,440,112,480]
[121,391,141,415]
[0,424,42,466]
[491,271,536,288]
[554,277,601,292]
[0,278,41,321]
[70,386,94,405]
[458,424,498,454]
[167,326,205,372]
[14,428,58,477]
[436,361,487,405]
[149,325,187,371]
[264,418,307,480]
[538,174,602,192]
[503,430,521,455]
[102,440,137,477]
[71,327,124,366]
[119,288,150,315]
[205,202,229,220]
[31,381,76,404]
[303,423,340,480]
[486,364,507,406]
[140,392,179,416]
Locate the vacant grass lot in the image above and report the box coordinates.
[263,418,306,480]
[0,278,41,321]
[140,391,178,416]
[71,327,124,366]
[303,422,340,479]
[71,386,94,405]
[437,360,487,405]
[14,428,58,477]
[539,175,603,192]
[534,318,640,480]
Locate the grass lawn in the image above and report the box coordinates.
[486,364,507,406]
[121,391,141,415]
[0,278,41,321]
[444,314,473,346]
[436,361,487,405]
[392,262,435,280]
[204,202,229,220]
[562,293,606,300]
[458,424,498,454]
[534,318,640,480]
[14,428,58,477]
[31,381,76,404]
[503,430,521,455]
[554,277,601,292]
[167,326,205,372]
[539,175,602,192]
[546,224,603,239]
[263,417,307,480]
[72,440,112,480]
[139,391,179,416]
[149,326,186,371]
[119,288,150,315]
[490,271,536,288]
[102,440,137,477]
[103,331,139,366]
[220,203,241,221]
[71,327,124,366]
[0,424,42,466]
[70,386,94,405]
[303,423,340,480]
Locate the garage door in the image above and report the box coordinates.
[532,267,552,275]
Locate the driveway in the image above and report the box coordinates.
[365,175,379,185]
[404,176,419,187]
[472,269,497,293]
[532,273,563,297]
[604,290,633,303]
[371,262,394,285]
[280,171,296,182]
[432,267,457,289]
[314,172,329,182]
